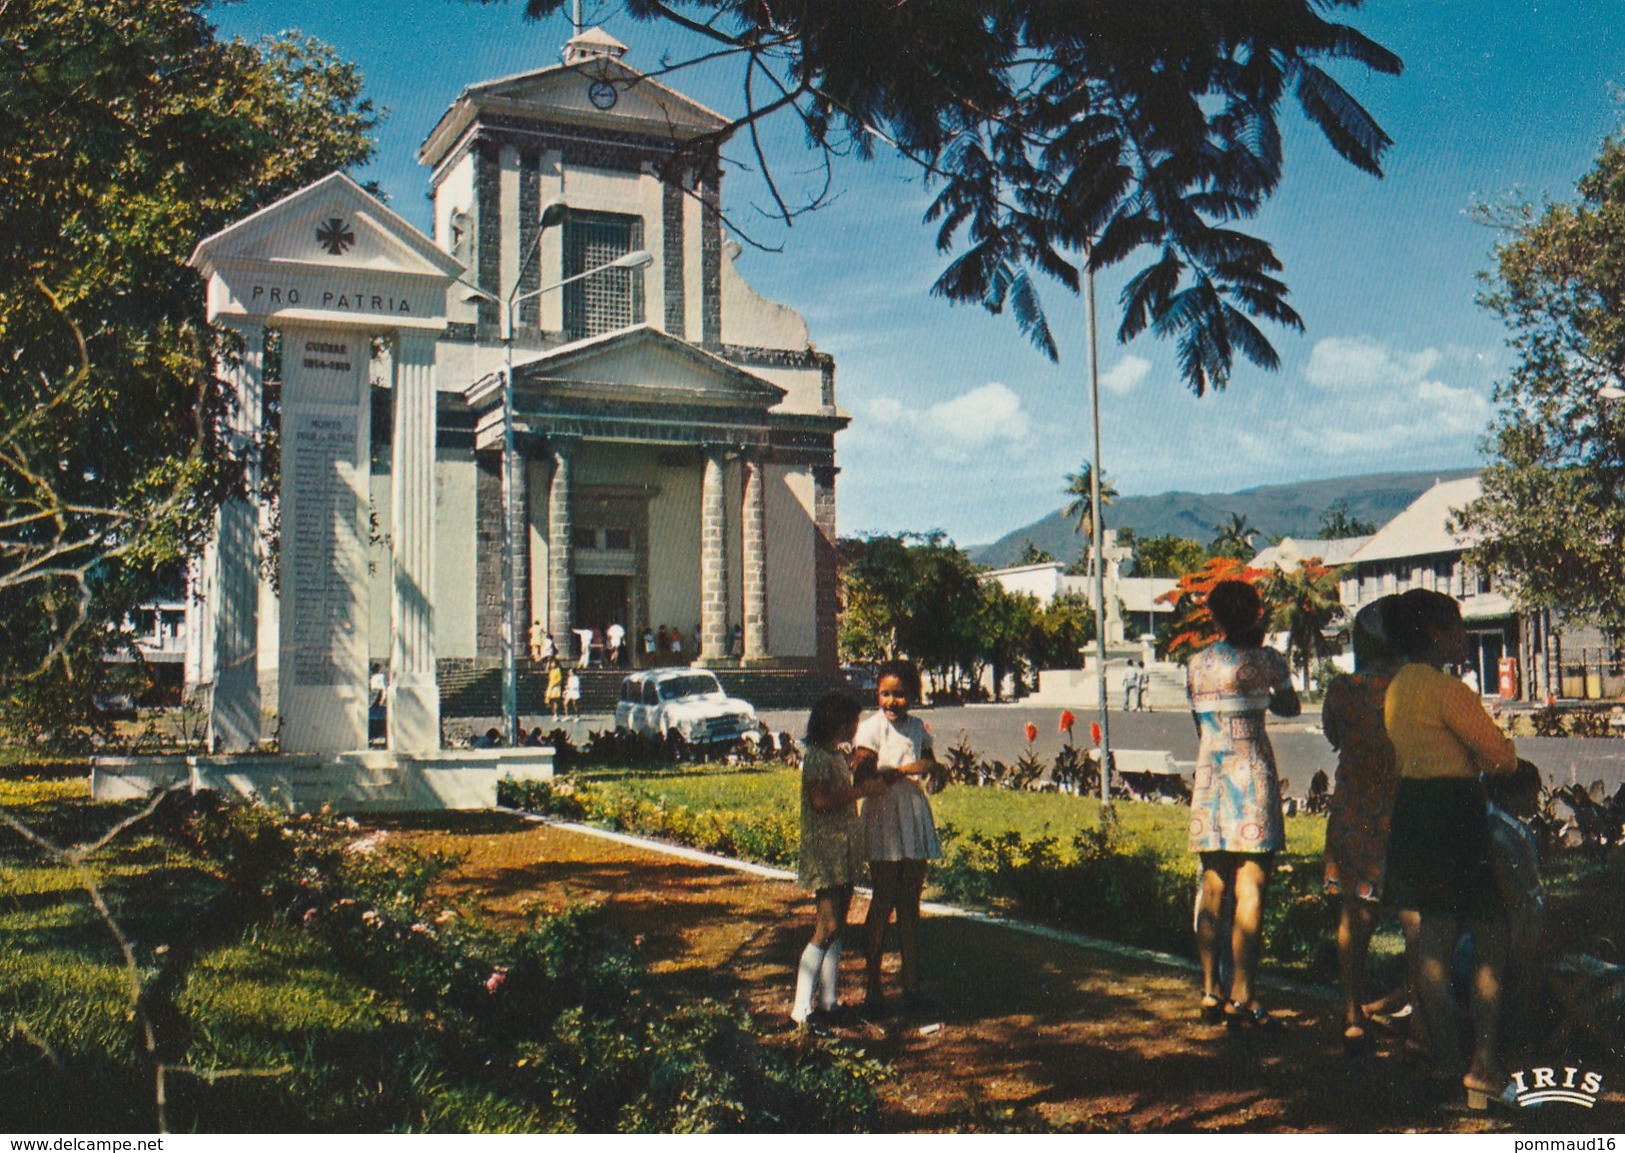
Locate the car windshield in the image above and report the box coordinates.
[658,674,722,701]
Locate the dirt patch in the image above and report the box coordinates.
[376,811,1617,1133]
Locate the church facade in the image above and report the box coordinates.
[185,29,845,752]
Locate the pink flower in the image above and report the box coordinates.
[485,968,508,995]
[302,907,319,923]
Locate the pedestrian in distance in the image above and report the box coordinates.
[544,657,563,721]
[790,690,887,1035]
[852,660,943,1018]
[563,667,582,721]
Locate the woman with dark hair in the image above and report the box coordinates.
[1383,588,1518,1108]
[1321,595,1403,1054]
[1187,579,1300,1028]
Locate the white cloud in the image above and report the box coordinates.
[864,396,904,424]
[850,382,1034,465]
[919,382,1031,453]
[1304,336,1440,391]
[1100,355,1152,396]
[1283,336,1494,457]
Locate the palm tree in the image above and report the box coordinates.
[1062,462,1118,542]
[1209,512,1258,560]
[1267,562,1344,691]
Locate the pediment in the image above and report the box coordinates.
[503,326,786,409]
[421,58,728,169]
[190,173,463,330]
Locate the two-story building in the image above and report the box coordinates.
[1335,476,1616,700]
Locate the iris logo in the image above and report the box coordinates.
[1510,1065,1604,1108]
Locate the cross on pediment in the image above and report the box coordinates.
[316,217,355,255]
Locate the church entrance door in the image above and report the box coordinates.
[576,575,631,667]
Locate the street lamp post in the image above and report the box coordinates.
[463,229,653,746]
[1085,265,1114,814]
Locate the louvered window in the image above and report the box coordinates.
[563,212,644,339]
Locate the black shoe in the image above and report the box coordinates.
[1224,1001,1284,1032]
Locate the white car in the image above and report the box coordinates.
[614,667,758,744]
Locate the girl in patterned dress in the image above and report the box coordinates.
[852,660,942,1016]
[1321,596,1402,1054]
[791,691,885,1033]
[1187,580,1299,1028]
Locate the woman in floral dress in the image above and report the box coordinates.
[1321,596,1402,1054]
[1187,580,1299,1028]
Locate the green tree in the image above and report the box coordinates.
[1030,593,1097,671]
[0,0,376,708]
[1131,534,1209,578]
[1455,133,1625,629]
[501,1,1399,392]
[1062,463,1118,542]
[976,583,1041,702]
[1318,499,1376,538]
[1016,539,1056,566]
[1266,561,1344,692]
[1209,513,1259,560]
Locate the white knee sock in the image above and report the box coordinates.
[792,941,825,1022]
[818,938,842,1011]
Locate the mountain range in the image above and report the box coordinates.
[968,468,1480,568]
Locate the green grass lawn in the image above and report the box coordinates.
[582,764,1328,876]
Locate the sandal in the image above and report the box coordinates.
[1198,994,1226,1024]
[1463,1075,1519,1112]
[1225,1000,1284,1032]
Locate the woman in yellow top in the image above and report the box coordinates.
[1383,589,1517,1109]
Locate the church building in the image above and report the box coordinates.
[184,28,845,753]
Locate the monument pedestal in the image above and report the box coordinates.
[90,749,554,813]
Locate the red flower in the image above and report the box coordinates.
[1059,710,1076,733]
[1090,721,1103,746]
[1024,722,1038,744]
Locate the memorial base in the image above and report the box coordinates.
[90,749,554,813]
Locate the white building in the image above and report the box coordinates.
[1333,476,1614,700]
[183,28,845,753]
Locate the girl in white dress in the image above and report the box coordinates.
[851,661,941,1016]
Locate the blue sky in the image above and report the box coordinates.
[211,0,1622,546]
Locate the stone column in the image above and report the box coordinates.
[388,334,440,752]
[741,451,768,662]
[812,464,839,676]
[700,445,729,661]
[211,322,264,752]
[547,438,576,659]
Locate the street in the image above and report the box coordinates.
[556,700,1625,796]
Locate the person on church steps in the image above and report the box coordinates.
[790,690,886,1035]
[544,656,563,722]
[1382,588,1518,1110]
[852,660,943,1018]
[1186,579,1300,1031]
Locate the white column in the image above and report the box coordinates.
[699,445,729,661]
[389,334,440,751]
[741,451,768,661]
[210,322,264,752]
